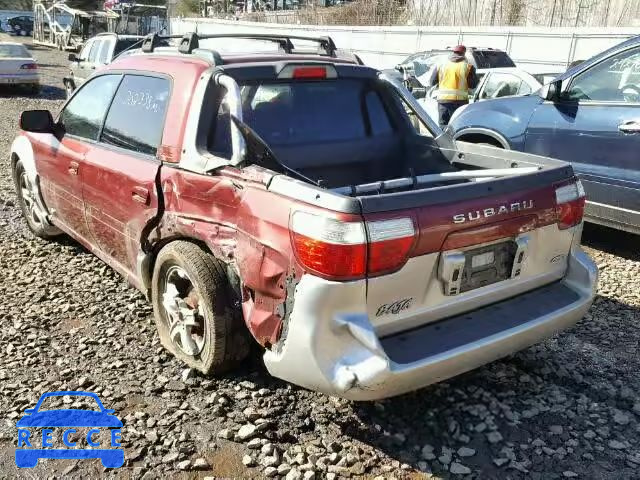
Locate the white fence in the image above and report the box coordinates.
[171,17,638,72]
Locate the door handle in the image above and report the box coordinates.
[68,161,79,175]
[618,121,640,133]
[132,186,150,205]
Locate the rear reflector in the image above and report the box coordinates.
[20,63,37,70]
[291,212,415,280]
[292,67,328,79]
[555,180,586,229]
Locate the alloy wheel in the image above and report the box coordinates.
[161,265,206,357]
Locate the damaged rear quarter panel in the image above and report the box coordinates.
[157,166,299,346]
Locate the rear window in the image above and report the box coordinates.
[0,44,30,58]
[472,51,515,69]
[114,38,143,56]
[211,79,393,156]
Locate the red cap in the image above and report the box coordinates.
[453,45,466,54]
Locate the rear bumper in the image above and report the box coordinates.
[0,73,39,85]
[264,245,597,401]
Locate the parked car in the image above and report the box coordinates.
[7,16,33,37]
[0,42,39,94]
[450,36,640,235]
[383,46,516,84]
[12,32,596,400]
[416,67,541,125]
[64,32,144,98]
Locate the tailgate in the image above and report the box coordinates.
[362,167,585,336]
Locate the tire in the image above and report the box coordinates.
[151,241,250,375]
[13,159,60,239]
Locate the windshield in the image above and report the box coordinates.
[472,51,515,69]
[0,44,30,58]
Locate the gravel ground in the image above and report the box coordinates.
[1,34,640,480]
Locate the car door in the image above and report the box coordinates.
[76,39,100,85]
[34,74,121,244]
[525,45,640,221]
[81,74,170,275]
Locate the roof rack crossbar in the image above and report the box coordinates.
[141,33,184,53]
[140,32,338,57]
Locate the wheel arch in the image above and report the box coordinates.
[11,135,38,185]
[453,128,511,149]
[139,236,241,303]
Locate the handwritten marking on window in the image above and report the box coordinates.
[123,90,163,113]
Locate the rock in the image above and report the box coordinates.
[278,463,292,475]
[243,406,262,421]
[549,425,564,435]
[176,459,191,470]
[162,452,179,464]
[303,471,316,480]
[609,440,627,450]
[264,466,278,477]
[236,424,264,441]
[487,431,504,444]
[242,455,255,467]
[422,444,436,460]
[563,472,578,478]
[494,458,509,467]
[247,438,263,449]
[217,429,233,440]
[458,447,476,457]
[450,462,472,475]
[193,458,209,470]
[285,468,303,480]
[613,411,630,425]
[62,463,77,475]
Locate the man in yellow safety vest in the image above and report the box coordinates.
[428,45,479,128]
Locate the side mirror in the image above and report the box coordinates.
[68,53,78,62]
[20,110,55,134]
[542,79,563,101]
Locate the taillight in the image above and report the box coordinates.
[555,180,586,229]
[20,63,37,70]
[367,218,415,274]
[290,212,415,280]
[291,212,367,280]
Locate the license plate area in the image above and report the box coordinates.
[439,235,530,296]
[459,241,516,293]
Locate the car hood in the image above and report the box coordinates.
[17,409,123,427]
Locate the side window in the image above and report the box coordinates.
[480,72,523,99]
[87,40,101,63]
[59,74,121,141]
[97,39,111,64]
[101,75,171,156]
[517,80,533,96]
[567,47,640,103]
[79,40,93,61]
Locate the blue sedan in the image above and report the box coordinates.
[450,36,640,235]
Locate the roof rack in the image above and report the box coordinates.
[141,32,338,57]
